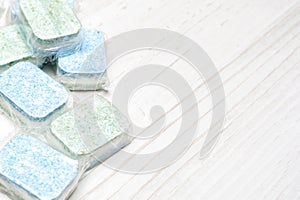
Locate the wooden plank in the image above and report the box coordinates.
[71,0,300,200]
[0,0,299,199]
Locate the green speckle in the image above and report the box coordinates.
[50,95,131,158]
[20,0,81,41]
[0,25,32,67]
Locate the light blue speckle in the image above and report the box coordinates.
[0,134,79,200]
[58,29,107,77]
[0,62,68,121]
[67,0,75,8]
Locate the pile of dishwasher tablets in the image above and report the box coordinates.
[0,0,132,199]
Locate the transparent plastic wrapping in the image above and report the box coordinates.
[31,54,58,68]
[15,0,83,58]
[0,24,33,71]
[67,0,75,9]
[0,0,14,27]
[48,94,132,170]
[0,114,18,149]
[0,133,86,200]
[56,29,109,91]
[0,62,72,131]
[70,0,82,13]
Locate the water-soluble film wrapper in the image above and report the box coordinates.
[15,0,83,58]
[0,24,47,68]
[56,29,109,91]
[0,114,18,150]
[0,62,72,131]
[49,94,132,170]
[0,133,84,200]
[0,24,33,71]
[0,0,16,27]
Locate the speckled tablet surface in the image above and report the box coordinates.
[0,62,68,122]
[0,24,32,67]
[58,29,106,77]
[51,95,130,158]
[20,0,81,41]
[0,134,79,200]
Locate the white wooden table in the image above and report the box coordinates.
[1,0,300,199]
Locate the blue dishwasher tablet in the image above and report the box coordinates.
[0,62,68,123]
[58,29,106,76]
[57,29,108,90]
[0,134,80,200]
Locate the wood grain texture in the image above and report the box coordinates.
[73,1,300,199]
[1,0,300,199]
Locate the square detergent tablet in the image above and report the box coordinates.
[19,0,81,41]
[0,134,80,200]
[18,0,82,57]
[0,24,32,69]
[50,94,131,169]
[58,29,106,76]
[0,62,68,123]
[57,29,108,91]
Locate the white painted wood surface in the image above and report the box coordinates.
[1,0,300,199]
